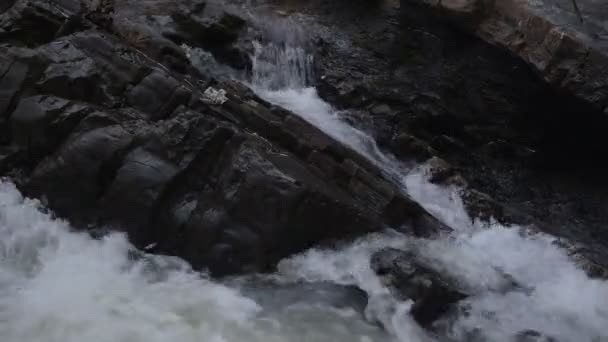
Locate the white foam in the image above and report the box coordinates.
[6,38,606,342]
[0,181,390,342]
[248,42,608,341]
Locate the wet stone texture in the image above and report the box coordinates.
[0,0,447,276]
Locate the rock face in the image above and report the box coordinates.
[0,0,447,275]
[402,0,608,114]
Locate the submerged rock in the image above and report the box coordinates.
[371,248,467,327]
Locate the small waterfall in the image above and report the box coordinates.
[247,31,608,342]
[251,41,314,90]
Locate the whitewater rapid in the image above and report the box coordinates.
[248,41,608,341]
[0,38,607,342]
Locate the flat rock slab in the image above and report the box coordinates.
[404,0,608,113]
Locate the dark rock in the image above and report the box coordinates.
[0,0,66,46]
[169,9,250,70]
[0,0,17,14]
[171,11,245,47]
[402,0,608,113]
[483,139,536,161]
[460,188,514,224]
[426,156,462,185]
[10,95,70,148]
[0,55,29,118]
[371,247,467,327]
[429,135,466,154]
[27,121,133,218]
[370,103,392,116]
[149,132,378,275]
[99,145,179,228]
[0,0,527,280]
[127,70,191,120]
[391,133,435,162]
[35,39,105,104]
[68,31,150,103]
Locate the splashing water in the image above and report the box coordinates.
[0,181,390,342]
[248,42,608,342]
[2,28,607,342]
[251,41,314,90]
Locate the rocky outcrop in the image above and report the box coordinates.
[402,0,608,114]
[0,0,447,276]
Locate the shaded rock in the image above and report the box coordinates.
[426,156,466,186]
[371,247,467,326]
[169,9,250,69]
[391,132,436,162]
[459,188,523,224]
[127,70,191,120]
[27,121,133,218]
[35,39,106,104]
[402,0,608,113]
[99,145,179,228]
[0,0,17,14]
[0,0,456,278]
[0,0,67,46]
[370,103,392,116]
[150,132,377,275]
[483,139,536,160]
[68,31,151,103]
[0,55,29,118]
[429,134,466,154]
[10,95,69,148]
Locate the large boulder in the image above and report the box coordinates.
[402,0,608,114]
[0,0,451,277]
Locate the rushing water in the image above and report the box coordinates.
[248,42,608,341]
[1,35,607,342]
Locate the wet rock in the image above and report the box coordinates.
[67,31,150,103]
[10,95,70,148]
[370,103,392,116]
[127,70,191,120]
[429,135,466,154]
[459,188,523,224]
[483,139,536,161]
[0,55,29,118]
[427,156,458,185]
[0,0,66,46]
[150,132,378,275]
[0,0,463,277]
[371,247,467,327]
[169,9,250,69]
[402,0,608,113]
[99,145,179,228]
[27,121,133,218]
[391,132,436,162]
[35,40,105,104]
